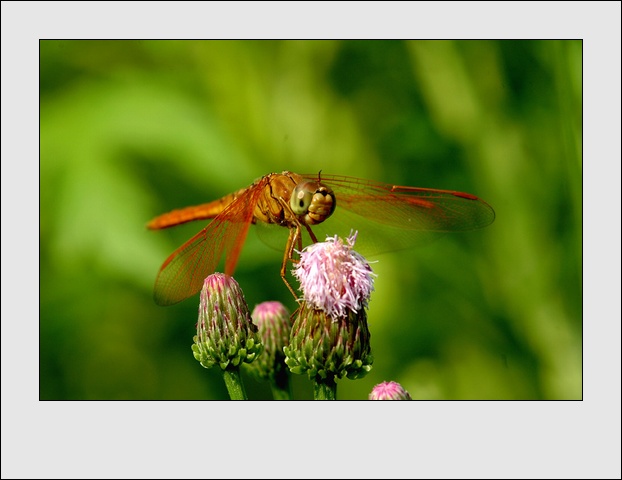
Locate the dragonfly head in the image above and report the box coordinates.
[290,180,336,226]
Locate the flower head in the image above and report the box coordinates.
[368,381,412,400]
[293,231,375,319]
[192,273,262,370]
[284,301,373,382]
[245,301,292,382]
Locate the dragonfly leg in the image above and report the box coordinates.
[276,195,321,300]
[281,226,301,300]
[304,224,318,243]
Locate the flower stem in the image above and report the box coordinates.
[313,376,337,400]
[222,367,248,400]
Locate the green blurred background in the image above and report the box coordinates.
[40,40,582,400]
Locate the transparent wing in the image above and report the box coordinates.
[299,174,495,256]
[153,181,266,306]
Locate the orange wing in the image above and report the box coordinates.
[298,174,495,256]
[153,179,268,306]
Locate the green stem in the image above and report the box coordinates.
[313,376,337,400]
[271,367,293,400]
[222,367,247,400]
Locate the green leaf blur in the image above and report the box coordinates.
[40,40,582,400]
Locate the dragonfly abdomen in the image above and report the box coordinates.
[147,190,244,229]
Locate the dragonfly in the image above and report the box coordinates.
[148,171,495,306]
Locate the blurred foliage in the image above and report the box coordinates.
[40,40,582,400]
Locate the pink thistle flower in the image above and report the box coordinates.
[368,381,412,400]
[293,231,376,319]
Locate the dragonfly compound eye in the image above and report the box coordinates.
[290,182,316,215]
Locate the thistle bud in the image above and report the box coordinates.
[245,301,292,382]
[192,273,262,370]
[284,301,373,382]
[369,381,412,400]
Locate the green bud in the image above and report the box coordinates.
[284,301,373,382]
[245,301,292,382]
[192,273,262,370]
